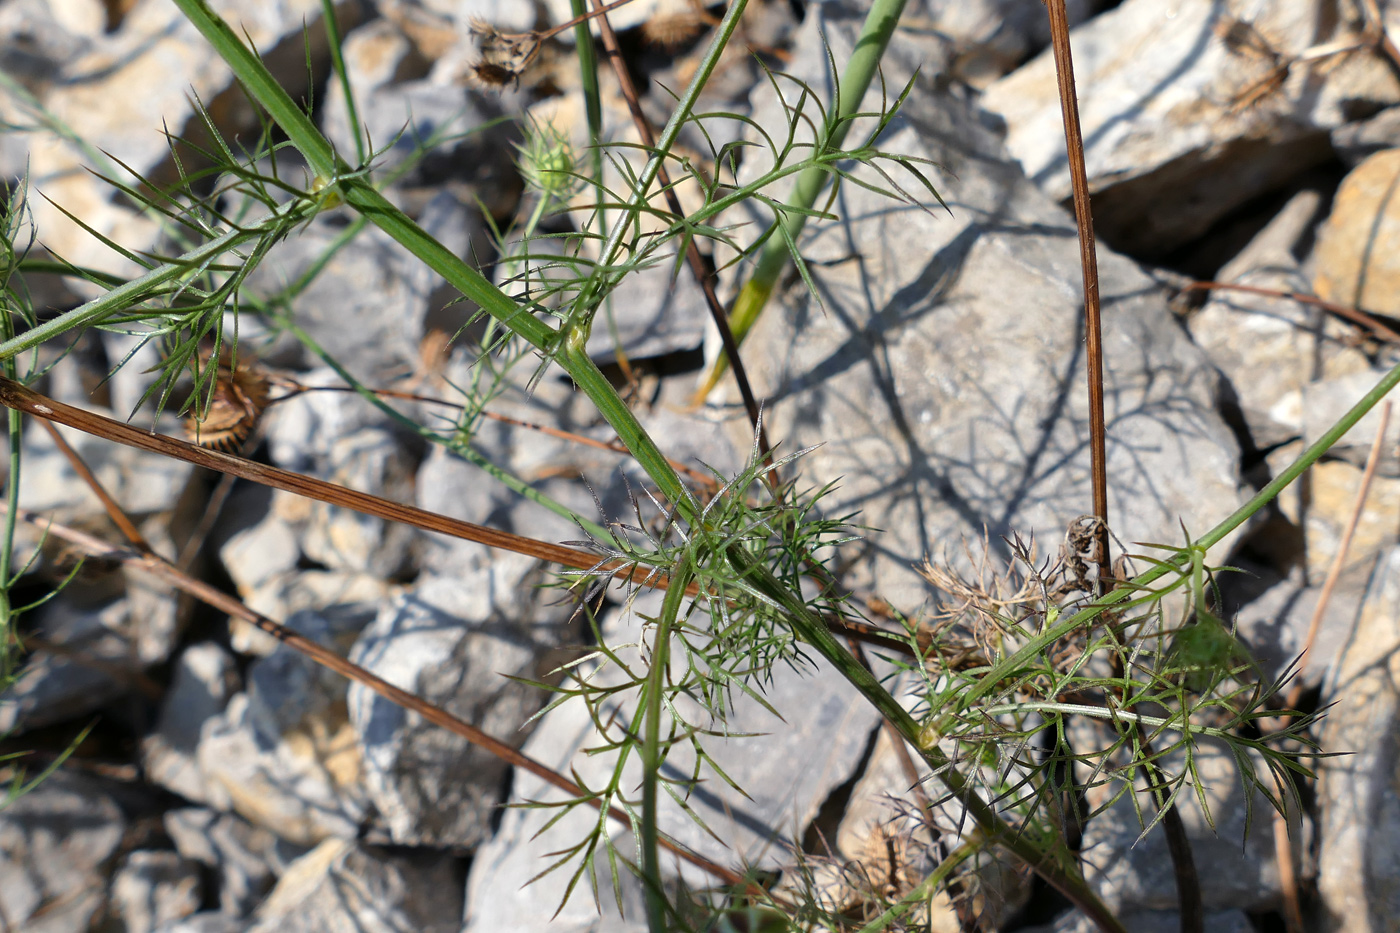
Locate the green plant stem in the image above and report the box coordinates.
[169,0,697,520]
[0,199,314,362]
[568,0,604,184]
[695,0,909,398]
[319,0,365,167]
[585,0,751,301]
[854,836,981,933]
[642,561,692,933]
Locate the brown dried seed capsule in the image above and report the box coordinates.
[185,351,271,452]
[641,11,704,50]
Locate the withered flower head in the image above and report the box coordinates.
[641,11,705,50]
[466,17,542,89]
[184,347,272,452]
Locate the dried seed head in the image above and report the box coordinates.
[466,18,542,88]
[641,11,705,50]
[185,349,272,452]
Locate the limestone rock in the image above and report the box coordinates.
[1294,368,1400,478]
[165,808,296,917]
[982,0,1400,257]
[1296,459,1400,581]
[153,914,246,933]
[1332,106,1400,167]
[1231,563,1368,689]
[347,563,560,847]
[726,0,1244,610]
[1314,149,1400,316]
[110,850,204,933]
[1036,908,1256,933]
[142,642,241,804]
[462,592,883,931]
[0,772,125,933]
[0,583,162,734]
[1187,189,1373,448]
[248,193,479,382]
[196,608,376,845]
[245,838,464,933]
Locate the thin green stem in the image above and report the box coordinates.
[319,0,366,168]
[587,0,751,293]
[0,199,313,362]
[696,0,910,397]
[642,561,693,933]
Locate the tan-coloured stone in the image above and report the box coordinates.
[1296,459,1400,581]
[1315,149,1400,315]
[1317,546,1400,933]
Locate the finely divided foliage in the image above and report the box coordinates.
[3,1,1400,931]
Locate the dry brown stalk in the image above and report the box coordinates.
[1180,279,1400,344]
[0,376,662,586]
[1045,2,1197,926]
[0,378,915,658]
[1044,0,1109,587]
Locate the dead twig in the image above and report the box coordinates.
[0,378,916,657]
[1180,280,1400,344]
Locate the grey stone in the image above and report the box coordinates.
[1037,908,1256,933]
[0,590,134,735]
[720,0,1244,611]
[165,808,292,918]
[264,368,399,476]
[246,838,463,933]
[0,772,125,933]
[110,850,204,933]
[1316,546,1400,933]
[299,427,422,578]
[1231,564,1367,689]
[234,570,400,656]
[248,193,477,382]
[256,368,425,577]
[153,914,247,933]
[195,608,377,845]
[462,591,883,931]
[894,0,1107,88]
[347,564,559,847]
[17,416,194,518]
[143,642,241,804]
[1295,369,1400,477]
[981,0,1400,256]
[320,24,508,189]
